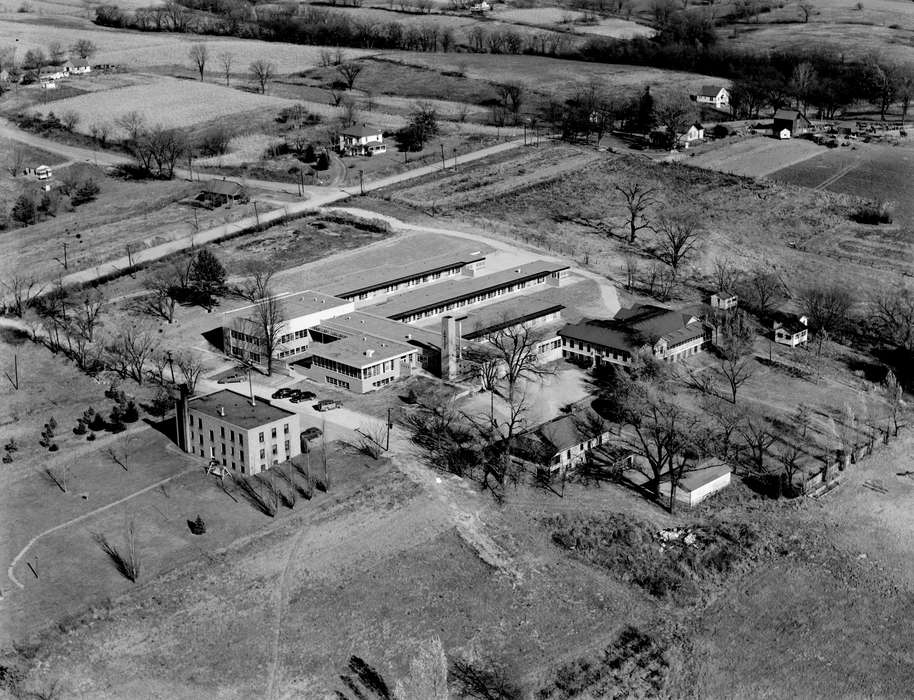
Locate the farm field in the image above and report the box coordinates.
[0,16,377,72]
[682,135,826,178]
[490,6,654,38]
[0,162,264,284]
[29,76,298,139]
[367,141,912,299]
[375,51,724,98]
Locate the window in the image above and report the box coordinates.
[260,448,265,459]
[209,430,214,442]
[199,434,203,445]
[222,458,226,466]
[221,444,226,455]
[230,430,235,442]
[231,447,235,457]
[283,423,289,434]
[220,426,225,438]
[199,449,204,457]
[272,445,278,455]
[259,432,264,443]
[284,440,290,452]
[189,415,193,426]
[240,450,244,461]
[271,427,277,439]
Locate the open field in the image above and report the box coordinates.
[0,163,262,283]
[30,76,297,138]
[0,16,377,72]
[682,135,826,178]
[367,141,914,297]
[376,51,725,99]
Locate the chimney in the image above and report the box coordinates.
[218,406,225,417]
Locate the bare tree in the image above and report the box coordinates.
[465,319,552,400]
[5,148,25,177]
[711,257,742,294]
[653,93,699,149]
[739,267,784,318]
[883,369,904,437]
[188,42,208,81]
[218,51,234,86]
[175,350,204,394]
[1,275,42,316]
[250,59,275,94]
[738,415,774,475]
[70,38,97,59]
[799,283,853,337]
[653,213,703,276]
[237,264,285,375]
[613,180,657,243]
[777,444,804,497]
[356,421,387,459]
[497,82,524,124]
[47,41,67,65]
[798,1,813,21]
[105,326,160,383]
[872,286,914,353]
[394,637,449,700]
[716,311,755,404]
[336,61,363,90]
[144,270,178,322]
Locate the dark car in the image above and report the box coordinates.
[316,399,341,411]
[290,391,316,403]
[271,388,295,399]
[301,427,323,441]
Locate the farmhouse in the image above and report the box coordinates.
[773,110,813,138]
[337,124,386,157]
[650,122,704,148]
[773,315,808,347]
[177,388,301,476]
[693,85,730,110]
[201,179,245,206]
[367,261,570,323]
[517,409,612,473]
[64,58,92,75]
[559,304,708,367]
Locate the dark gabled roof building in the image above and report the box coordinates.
[559,304,708,367]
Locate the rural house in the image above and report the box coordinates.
[772,109,813,138]
[773,315,808,347]
[710,291,738,311]
[559,304,709,367]
[693,85,730,110]
[177,388,301,476]
[650,122,704,149]
[201,179,245,206]
[64,58,92,75]
[517,409,612,474]
[0,69,10,83]
[337,124,386,157]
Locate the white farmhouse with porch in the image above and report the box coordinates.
[337,124,386,157]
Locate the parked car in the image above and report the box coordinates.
[290,391,316,403]
[316,399,341,411]
[301,427,323,441]
[271,388,295,399]
[217,374,244,384]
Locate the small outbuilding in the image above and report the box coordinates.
[710,291,738,311]
[773,315,808,347]
[673,460,732,507]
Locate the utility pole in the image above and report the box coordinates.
[4,354,18,390]
[386,407,391,451]
[62,241,68,269]
[166,350,176,383]
[299,168,304,196]
[440,143,446,170]
[358,169,364,195]
[523,122,527,145]
[453,148,457,170]
[253,200,260,227]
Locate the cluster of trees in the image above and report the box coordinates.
[7,177,99,228]
[2,38,97,75]
[93,2,574,57]
[396,102,440,151]
[143,248,227,322]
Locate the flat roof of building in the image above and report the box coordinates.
[223,290,350,320]
[189,389,294,429]
[337,254,487,299]
[321,311,442,349]
[311,333,416,368]
[458,294,565,340]
[367,261,568,320]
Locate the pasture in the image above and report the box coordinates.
[682,136,826,178]
[29,76,297,137]
[0,17,377,72]
[376,51,725,98]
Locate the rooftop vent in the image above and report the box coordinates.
[218,406,225,417]
[364,349,375,357]
[405,333,412,340]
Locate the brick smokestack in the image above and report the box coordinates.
[441,315,458,381]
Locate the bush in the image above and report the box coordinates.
[850,199,893,224]
[89,413,107,431]
[198,126,231,157]
[188,515,207,535]
[87,432,97,441]
[71,179,101,206]
[10,195,36,226]
[122,400,139,423]
[74,420,87,435]
[49,443,59,452]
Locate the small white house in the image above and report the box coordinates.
[681,122,705,144]
[35,165,53,180]
[693,85,730,111]
[337,124,385,157]
[710,291,738,311]
[779,128,792,140]
[774,316,808,347]
[64,58,92,75]
[470,0,491,12]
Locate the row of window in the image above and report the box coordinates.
[561,338,631,361]
[347,267,462,301]
[398,275,550,323]
[326,376,350,389]
[230,329,262,347]
[279,328,309,345]
[278,344,309,359]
